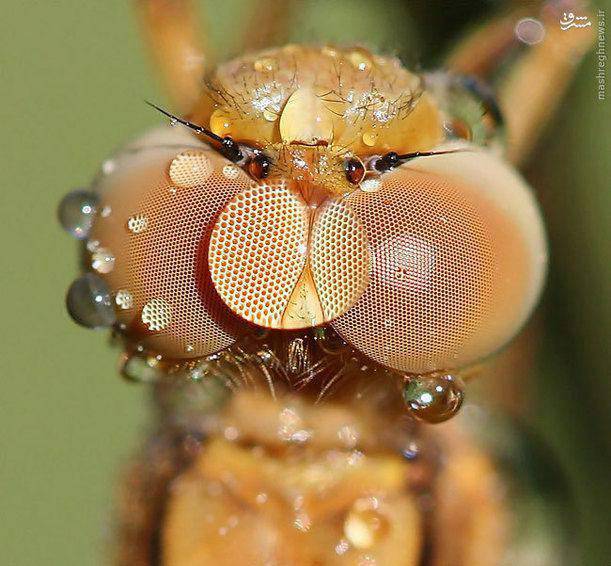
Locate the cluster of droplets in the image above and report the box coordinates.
[58,170,120,331]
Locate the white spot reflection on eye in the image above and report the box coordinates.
[377,233,436,291]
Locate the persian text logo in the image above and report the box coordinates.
[597,10,606,101]
[559,12,592,30]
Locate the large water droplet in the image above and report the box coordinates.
[57,189,99,239]
[402,372,465,423]
[66,273,116,328]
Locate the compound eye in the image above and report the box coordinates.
[331,143,547,373]
[344,157,366,185]
[208,182,371,329]
[83,129,254,359]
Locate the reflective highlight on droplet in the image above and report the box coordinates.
[66,273,116,328]
[57,189,99,239]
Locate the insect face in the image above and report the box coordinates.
[62,45,547,377]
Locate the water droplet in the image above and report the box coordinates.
[348,50,372,72]
[210,109,233,137]
[361,130,378,147]
[66,273,116,328]
[86,239,100,252]
[322,46,338,58]
[257,349,273,364]
[127,214,148,234]
[402,372,465,423]
[360,177,381,193]
[57,189,99,239]
[169,151,213,187]
[515,17,546,45]
[91,247,115,274]
[100,205,112,218]
[344,499,388,549]
[222,164,240,180]
[185,344,195,353]
[338,425,359,448]
[102,160,116,175]
[189,361,211,381]
[402,440,420,460]
[115,289,133,310]
[141,298,172,331]
[254,57,277,73]
[294,512,312,532]
[262,108,278,122]
[119,352,161,383]
[335,539,350,555]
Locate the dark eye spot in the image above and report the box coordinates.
[345,157,365,185]
[248,153,271,180]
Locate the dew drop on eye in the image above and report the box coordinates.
[57,189,99,239]
[402,372,465,423]
[65,273,116,328]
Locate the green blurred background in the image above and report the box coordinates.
[1,1,608,564]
